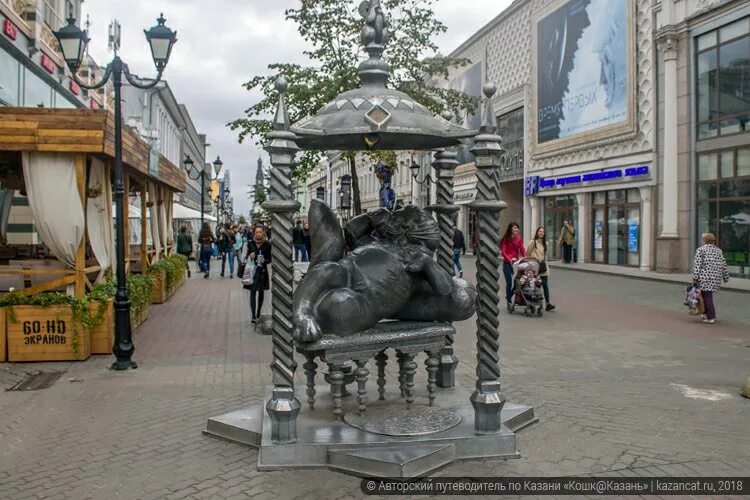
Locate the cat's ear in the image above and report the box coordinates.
[309,200,344,266]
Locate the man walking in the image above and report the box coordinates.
[293,220,308,262]
[452,226,466,278]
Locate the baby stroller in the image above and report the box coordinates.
[509,258,545,317]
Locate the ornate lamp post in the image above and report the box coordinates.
[183,155,223,228]
[409,156,434,206]
[54,15,177,371]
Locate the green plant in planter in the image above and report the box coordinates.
[0,289,112,355]
[126,273,154,318]
[148,254,186,295]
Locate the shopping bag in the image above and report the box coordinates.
[242,263,256,287]
[237,261,246,279]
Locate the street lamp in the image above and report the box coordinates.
[409,155,434,206]
[183,154,222,229]
[54,14,177,371]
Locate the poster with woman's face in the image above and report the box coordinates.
[536,0,629,144]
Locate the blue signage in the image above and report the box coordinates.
[628,222,639,253]
[529,165,650,195]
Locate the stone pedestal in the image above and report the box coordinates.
[205,381,536,478]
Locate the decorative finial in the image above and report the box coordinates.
[480,83,498,134]
[359,0,388,47]
[157,13,166,25]
[357,0,390,87]
[272,77,290,131]
[275,77,288,93]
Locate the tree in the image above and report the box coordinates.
[229,0,475,214]
[238,215,247,225]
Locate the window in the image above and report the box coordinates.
[23,68,52,108]
[0,50,20,106]
[695,17,750,139]
[696,148,750,278]
[497,108,524,176]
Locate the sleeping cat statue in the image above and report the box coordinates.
[292,200,476,343]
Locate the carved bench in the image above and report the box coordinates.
[295,321,453,420]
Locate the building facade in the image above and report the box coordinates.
[654,0,749,278]
[176,105,207,212]
[441,0,747,277]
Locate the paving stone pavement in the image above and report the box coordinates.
[0,260,748,499]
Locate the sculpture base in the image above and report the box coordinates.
[204,381,536,478]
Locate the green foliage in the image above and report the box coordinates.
[228,0,475,183]
[126,274,154,318]
[148,254,187,295]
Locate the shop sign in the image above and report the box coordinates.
[69,80,80,95]
[148,142,160,177]
[3,19,18,40]
[527,165,650,195]
[454,190,476,202]
[40,54,56,74]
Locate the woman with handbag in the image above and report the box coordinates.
[245,225,272,323]
[528,226,555,311]
[692,232,729,324]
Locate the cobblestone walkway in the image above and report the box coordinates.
[0,264,748,499]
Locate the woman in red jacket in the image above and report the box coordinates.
[501,222,527,310]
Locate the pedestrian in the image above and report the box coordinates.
[197,222,215,278]
[452,225,466,278]
[246,225,272,323]
[501,222,527,310]
[233,224,245,277]
[692,232,729,324]
[303,221,312,260]
[176,225,193,278]
[293,220,308,262]
[558,219,576,263]
[217,224,236,278]
[527,226,555,311]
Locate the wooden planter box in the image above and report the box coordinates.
[150,268,186,304]
[150,269,168,304]
[6,305,91,362]
[131,302,150,330]
[90,299,114,355]
[0,308,6,362]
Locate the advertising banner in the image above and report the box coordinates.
[594,220,603,250]
[628,221,639,253]
[536,0,629,144]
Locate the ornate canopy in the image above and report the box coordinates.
[290,0,477,151]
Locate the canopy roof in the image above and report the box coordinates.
[0,108,186,192]
[172,203,217,221]
[114,203,217,222]
[290,0,476,151]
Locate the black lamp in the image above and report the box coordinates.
[144,14,178,72]
[54,16,90,71]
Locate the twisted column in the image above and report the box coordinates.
[429,144,460,387]
[262,78,301,443]
[469,84,507,434]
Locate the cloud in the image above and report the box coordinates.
[82,0,512,216]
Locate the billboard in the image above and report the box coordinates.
[536,0,629,144]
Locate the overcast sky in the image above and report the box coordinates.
[81,0,513,216]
